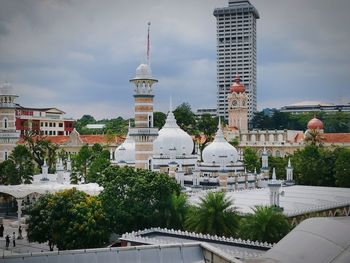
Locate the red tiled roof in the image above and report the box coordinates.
[323,133,350,143]
[17,135,125,145]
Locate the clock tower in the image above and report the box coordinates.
[227,75,248,131]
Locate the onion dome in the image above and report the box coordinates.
[115,129,135,164]
[307,117,324,130]
[230,75,245,93]
[202,119,239,164]
[134,63,153,79]
[153,109,194,156]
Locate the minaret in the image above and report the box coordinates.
[227,75,248,131]
[41,160,49,181]
[286,158,294,185]
[0,82,20,162]
[129,23,158,170]
[268,168,282,207]
[261,147,269,176]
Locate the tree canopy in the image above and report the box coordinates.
[26,188,109,251]
[185,191,240,237]
[98,166,180,234]
[239,206,290,244]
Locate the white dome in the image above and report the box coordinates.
[115,130,135,164]
[153,110,194,156]
[202,122,238,165]
[135,63,152,79]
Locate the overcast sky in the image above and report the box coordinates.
[0,0,349,119]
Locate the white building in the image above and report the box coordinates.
[213,0,259,121]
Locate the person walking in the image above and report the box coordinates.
[0,224,4,237]
[5,234,10,249]
[12,232,16,247]
[18,226,23,239]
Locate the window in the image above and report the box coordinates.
[4,151,8,160]
[59,123,63,127]
[3,118,8,129]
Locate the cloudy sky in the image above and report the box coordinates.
[0,0,349,119]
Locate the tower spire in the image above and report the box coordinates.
[147,21,151,65]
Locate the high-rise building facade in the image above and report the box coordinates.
[214,0,259,121]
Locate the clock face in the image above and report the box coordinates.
[232,100,238,107]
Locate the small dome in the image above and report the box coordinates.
[230,75,245,93]
[153,110,194,156]
[115,130,135,164]
[135,63,152,79]
[202,121,238,164]
[0,82,16,96]
[307,117,324,130]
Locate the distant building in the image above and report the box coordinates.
[214,0,259,121]
[280,101,350,114]
[85,124,106,129]
[195,108,217,118]
[262,108,277,117]
[0,82,74,162]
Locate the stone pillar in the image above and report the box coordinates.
[16,198,23,226]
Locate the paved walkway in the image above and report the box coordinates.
[0,217,52,258]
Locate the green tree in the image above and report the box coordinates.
[174,103,197,134]
[243,147,260,173]
[165,193,189,230]
[99,166,180,234]
[239,206,290,244]
[334,148,350,187]
[154,111,167,129]
[71,145,91,183]
[196,114,218,159]
[269,156,288,180]
[26,188,109,251]
[0,160,19,185]
[8,145,34,184]
[185,191,239,236]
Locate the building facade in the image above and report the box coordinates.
[213,0,259,121]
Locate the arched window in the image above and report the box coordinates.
[275,150,281,157]
[4,151,8,160]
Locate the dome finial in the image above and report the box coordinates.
[169,96,173,113]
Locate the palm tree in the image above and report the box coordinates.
[185,191,239,236]
[304,129,324,146]
[239,206,290,244]
[165,193,189,230]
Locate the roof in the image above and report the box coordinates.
[17,135,125,146]
[2,243,243,263]
[188,185,350,217]
[323,133,350,143]
[120,228,271,260]
[287,101,334,107]
[247,217,350,263]
[16,105,66,114]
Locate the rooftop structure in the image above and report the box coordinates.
[280,101,350,114]
[214,0,259,121]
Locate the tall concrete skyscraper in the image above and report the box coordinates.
[214,0,259,121]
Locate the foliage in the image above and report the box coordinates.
[71,144,110,183]
[23,132,59,173]
[196,114,218,159]
[26,188,109,251]
[99,166,180,234]
[269,156,288,180]
[164,193,189,230]
[334,148,350,187]
[185,191,239,237]
[292,145,336,186]
[243,147,260,173]
[0,160,18,185]
[251,110,350,133]
[154,111,167,129]
[304,129,324,146]
[239,206,290,244]
[173,103,197,134]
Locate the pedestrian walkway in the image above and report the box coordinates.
[0,218,52,258]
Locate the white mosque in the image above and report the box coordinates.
[110,62,269,190]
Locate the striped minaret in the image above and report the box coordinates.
[129,23,158,170]
[129,64,158,169]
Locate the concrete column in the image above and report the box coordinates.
[16,198,23,226]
